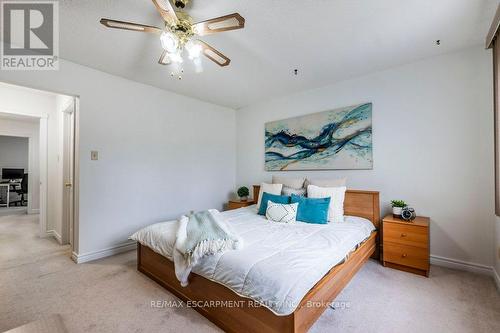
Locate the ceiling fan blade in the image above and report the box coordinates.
[193,13,245,36]
[158,50,171,65]
[198,40,230,67]
[152,0,179,26]
[100,18,162,34]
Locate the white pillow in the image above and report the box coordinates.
[256,182,283,211]
[307,185,347,223]
[272,176,305,190]
[266,201,298,224]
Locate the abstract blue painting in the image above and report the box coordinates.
[265,103,373,171]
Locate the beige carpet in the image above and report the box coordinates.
[1,214,499,333]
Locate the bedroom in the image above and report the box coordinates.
[0,0,499,332]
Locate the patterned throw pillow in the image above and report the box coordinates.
[281,185,307,197]
[265,200,298,224]
[258,192,291,215]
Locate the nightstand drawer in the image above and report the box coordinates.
[384,223,428,248]
[383,243,429,270]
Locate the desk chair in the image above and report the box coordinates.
[11,174,28,206]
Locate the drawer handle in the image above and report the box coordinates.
[401,233,407,237]
[402,253,408,258]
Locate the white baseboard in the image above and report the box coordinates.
[28,208,39,214]
[46,229,62,244]
[72,241,136,264]
[53,230,62,244]
[430,255,493,275]
[493,267,500,292]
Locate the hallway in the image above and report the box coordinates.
[0,214,68,266]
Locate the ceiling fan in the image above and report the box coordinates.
[100,0,245,74]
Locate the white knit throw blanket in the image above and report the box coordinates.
[173,209,243,287]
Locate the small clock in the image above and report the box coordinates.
[401,207,416,221]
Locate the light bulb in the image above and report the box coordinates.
[169,52,183,63]
[160,31,179,53]
[185,40,202,60]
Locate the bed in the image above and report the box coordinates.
[135,186,380,333]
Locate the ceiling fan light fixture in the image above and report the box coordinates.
[160,31,179,52]
[100,1,246,72]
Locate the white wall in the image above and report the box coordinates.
[0,56,236,256]
[0,117,40,210]
[236,46,495,268]
[0,135,29,174]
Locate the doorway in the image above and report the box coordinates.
[0,82,79,255]
[0,135,31,215]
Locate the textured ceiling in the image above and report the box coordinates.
[57,0,498,108]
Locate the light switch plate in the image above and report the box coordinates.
[91,151,98,160]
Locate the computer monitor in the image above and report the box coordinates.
[2,168,24,180]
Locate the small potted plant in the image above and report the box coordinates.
[391,200,407,217]
[237,186,250,201]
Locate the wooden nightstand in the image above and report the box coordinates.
[382,214,430,277]
[226,199,255,211]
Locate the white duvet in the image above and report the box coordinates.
[130,206,375,316]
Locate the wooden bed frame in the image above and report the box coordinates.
[137,186,380,333]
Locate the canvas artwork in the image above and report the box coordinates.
[265,103,373,171]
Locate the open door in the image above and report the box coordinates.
[61,101,75,245]
[39,117,48,238]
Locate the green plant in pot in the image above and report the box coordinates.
[391,200,407,217]
[237,186,250,201]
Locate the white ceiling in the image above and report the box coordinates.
[58,0,498,109]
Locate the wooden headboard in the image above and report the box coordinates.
[253,185,380,229]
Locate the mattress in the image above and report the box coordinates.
[130,206,375,315]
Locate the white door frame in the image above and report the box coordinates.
[72,97,80,255]
[26,136,35,214]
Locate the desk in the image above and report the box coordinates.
[0,182,21,207]
[0,184,10,207]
